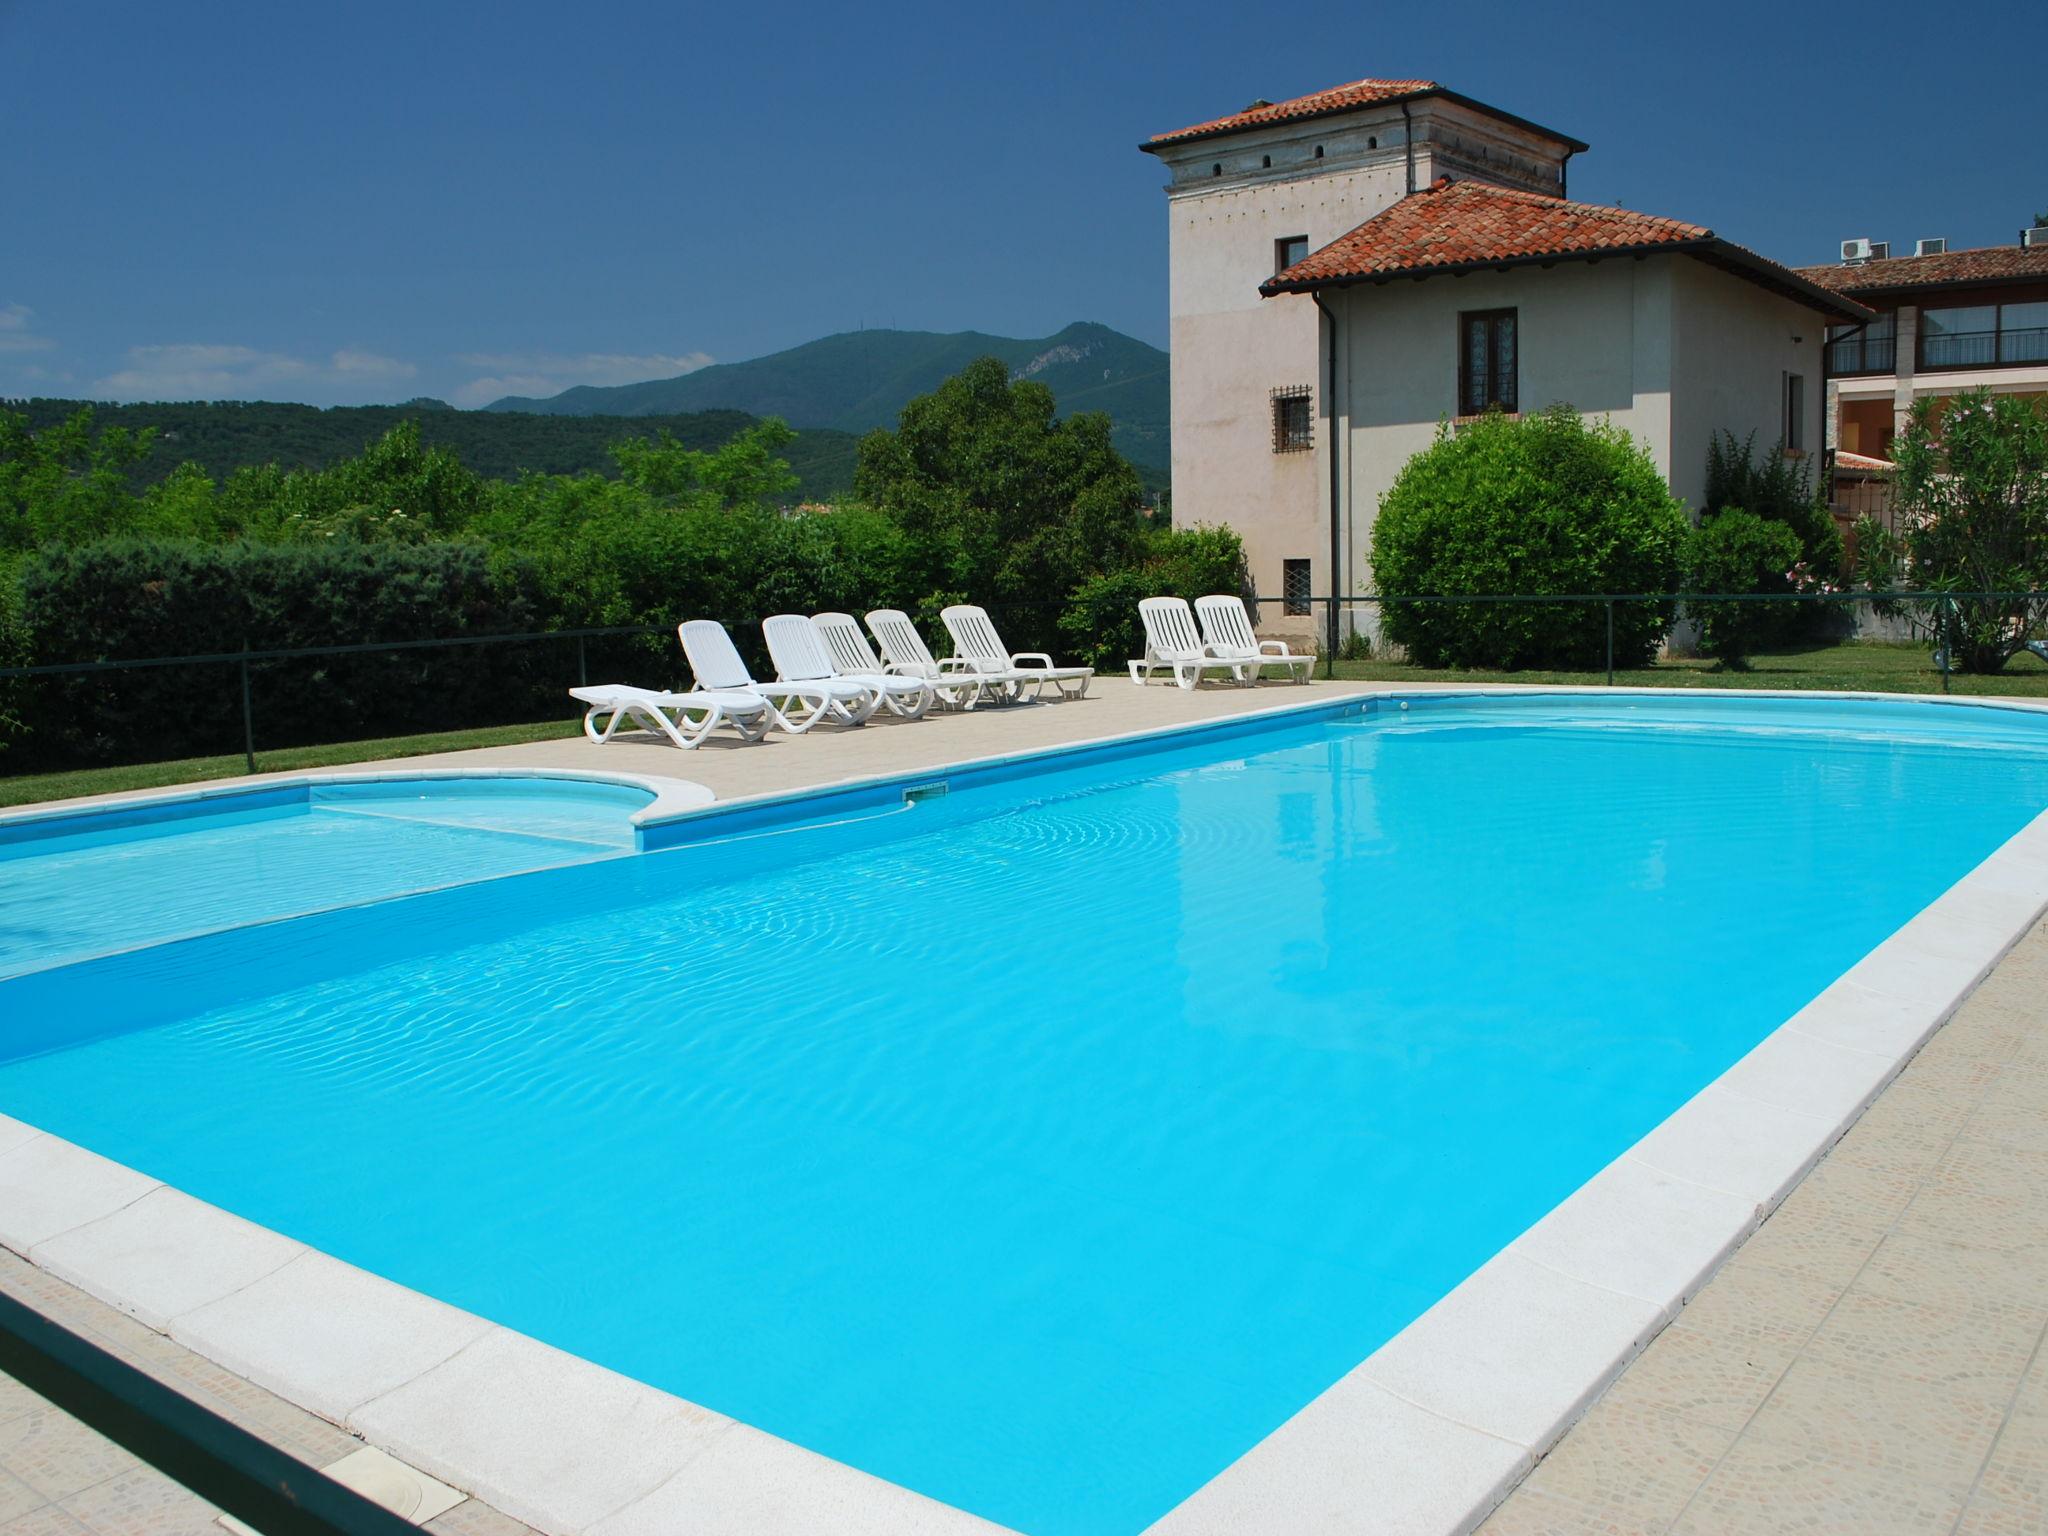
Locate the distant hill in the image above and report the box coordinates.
[6,399,861,502]
[484,321,1170,478]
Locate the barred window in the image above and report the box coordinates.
[1283,558,1312,615]
[1458,309,1518,415]
[1271,385,1313,453]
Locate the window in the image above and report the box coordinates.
[1275,234,1308,274]
[1825,312,1896,374]
[1920,305,1998,368]
[1458,310,1518,415]
[1261,154,1271,169]
[1283,559,1312,615]
[1271,386,1313,452]
[1783,373,1806,452]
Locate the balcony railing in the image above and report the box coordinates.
[1826,334,1896,375]
[1920,327,2048,371]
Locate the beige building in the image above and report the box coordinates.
[1140,78,1868,645]
[1794,239,2048,530]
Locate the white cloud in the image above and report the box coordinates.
[91,344,416,401]
[449,349,713,408]
[0,303,56,354]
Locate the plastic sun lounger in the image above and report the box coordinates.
[1194,594,1314,684]
[764,614,933,720]
[862,609,1019,708]
[1130,596,1253,689]
[567,683,772,749]
[677,619,879,734]
[811,611,985,714]
[940,604,1093,701]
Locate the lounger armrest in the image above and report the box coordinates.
[1258,640,1293,656]
[1010,652,1056,669]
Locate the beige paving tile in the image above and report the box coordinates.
[0,1408,141,1502]
[1855,1230,2048,1311]
[1719,1198,1885,1290]
[1667,1436,1965,1535]
[1518,1400,1734,1528]
[1802,1290,2045,1403]
[424,1499,534,1536]
[1737,1354,2005,1495]
[0,1381,41,1433]
[1591,1325,1793,1433]
[0,1470,46,1525]
[1769,1153,1922,1228]
[1953,1495,2047,1535]
[1476,1482,1661,1534]
[1899,1140,2048,1249]
[1665,1255,1845,1354]
[1971,1410,2048,1518]
[54,1469,220,1536]
[0,1506,94,1536]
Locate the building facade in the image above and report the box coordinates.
[1142,79,1865,644]
[1795,240,2048,527]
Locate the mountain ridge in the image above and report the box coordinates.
[484,321,1170,474]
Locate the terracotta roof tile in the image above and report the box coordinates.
[1148,78,1440,146]
[1260,177,1868,320]
[1263,178,1708,288]
[1793,244,2048,294]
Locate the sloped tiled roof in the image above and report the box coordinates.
[1142,78,1587,153]
[1836,451,1895,473]
[1148,78,1439,145]
[1794,243,2048,295]
[1259,177,1870,321]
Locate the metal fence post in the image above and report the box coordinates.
[1604,600,1615,687]
[1939,597,1953,694]
[238,649,256,774]
[577,635,588,688]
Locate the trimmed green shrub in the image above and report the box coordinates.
[1370,407,1688,668]
[1059,525,1254,672]
[1682,511,1803,669]
[18,540,552,767]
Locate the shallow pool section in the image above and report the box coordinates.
[0,775,649,977]
[5,696,2048,1533]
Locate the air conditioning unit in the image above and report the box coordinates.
[1869,241,1890,260]
[2025,227,2048,249]
[1840,238,1872,262]
[1915,237,1947,256]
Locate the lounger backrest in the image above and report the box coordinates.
[940,605,1008,665]
[1195,594,1260,655]
[813,612,884,675]
[865,609,939,673]
[678,619,754,692]
[762,614,838,683]
[1139,597,1203,660]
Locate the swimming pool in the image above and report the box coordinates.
[4,694,2047,1534]
[0,773,669,978]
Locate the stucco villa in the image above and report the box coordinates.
[1795,237,2048,530]
[1140,78,1871,645]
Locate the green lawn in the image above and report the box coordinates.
[1328,640,2048,697]
[0,717,586,809]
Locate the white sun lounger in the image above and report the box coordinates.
[1130,596,1252,689]
[568,684,772,749]
[940,604,1093,701]
[678,619,879,733]
[764,614,933,719]
[813,612,985,712]
[863,609,1021,707]
[1194,594,1313,684]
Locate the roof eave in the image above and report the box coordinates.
[1261,237,1876,322]
[1800,269,2048,301]
[1142,85,1589,156]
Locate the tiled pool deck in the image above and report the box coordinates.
[6,679,2048,1534]
[1481,913,2048,1536]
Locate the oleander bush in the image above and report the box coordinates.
[1371,407,1688,669]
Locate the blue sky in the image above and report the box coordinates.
[3,0,2041,410]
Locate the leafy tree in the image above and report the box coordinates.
[1682,511,1803,669]
[1703,429,1841,585]
[853,357,1143,652]
[1852,389,2048,672]
[0,407,156,551]
[1371,407,1688,669]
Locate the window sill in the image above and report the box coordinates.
[1453,412,1520,425]
[1782,448,1809,460]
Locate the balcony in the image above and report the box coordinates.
[1825,334,1896,375]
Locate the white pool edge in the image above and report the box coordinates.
[2,685,2046,1535]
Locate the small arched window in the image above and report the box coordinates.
[1261,154,1271,169]
[1367,136,1377,149]
[1213,163,1223,177]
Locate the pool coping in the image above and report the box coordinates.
[5,683,2048,1535]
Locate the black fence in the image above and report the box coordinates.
[3,591,2045,779]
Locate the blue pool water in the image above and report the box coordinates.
[3,695,2048,1533]
[0,776,647,977]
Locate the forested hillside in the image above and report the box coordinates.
[1,397,862,501]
